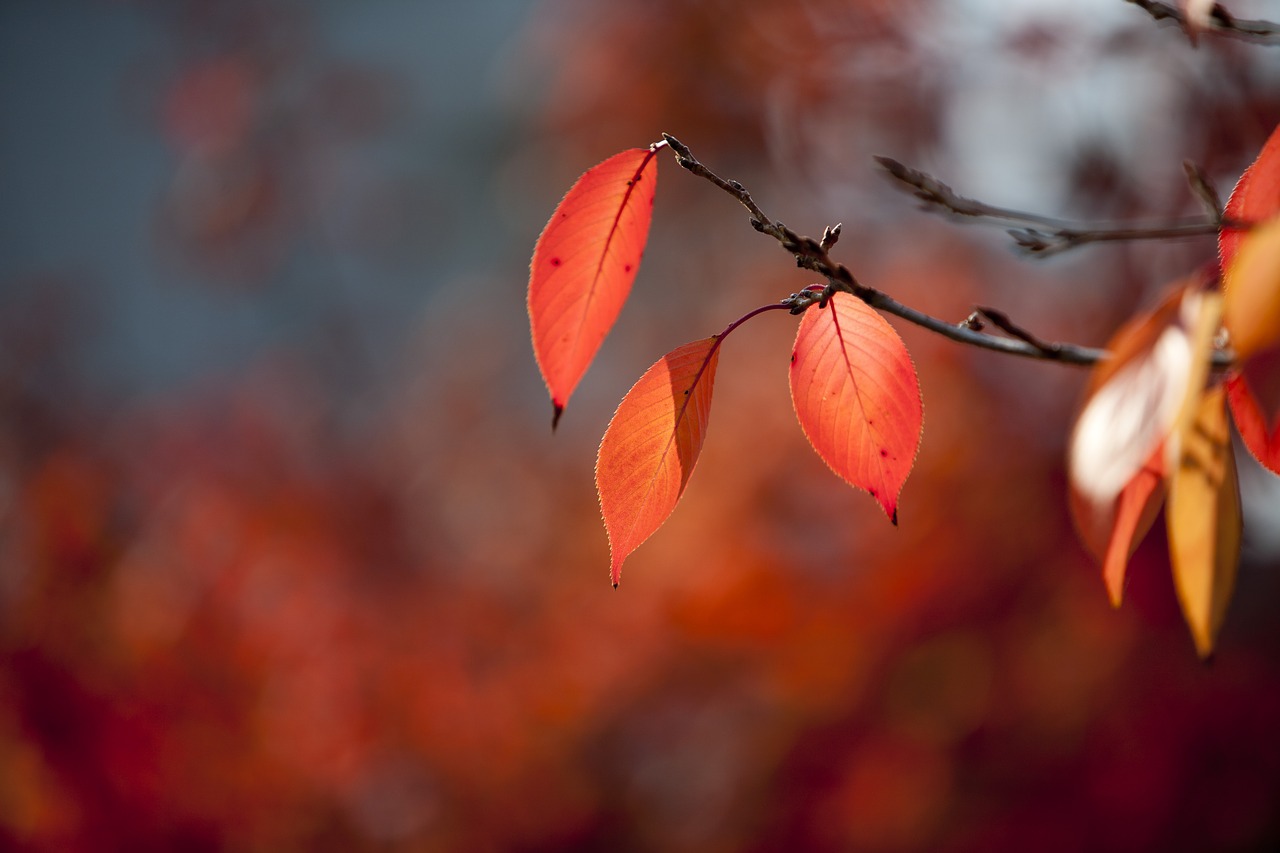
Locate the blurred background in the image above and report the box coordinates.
[3,0,1280,849]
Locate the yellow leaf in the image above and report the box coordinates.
[1166,384,1242,658]
[1165,290,1223,473]
[1223,216,1280,361]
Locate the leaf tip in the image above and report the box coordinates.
[552,402,565,431]
[890,506,898,527]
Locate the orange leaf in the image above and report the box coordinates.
[1068,285,1219,604]
[596,337,719,587]
[789,292,923,524]
[1069,457,1165,608]
[529,147,660,427]
[1167,384,1242,658]
[1220,122,1280,271]
[1068,286,1204,510]
[1223,216,1280,360]
[1226,365,1280,473]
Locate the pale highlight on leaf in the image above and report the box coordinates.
[1167,385,1242,658]
[1068,288,1196,510]
[789,292,923,524]
[1221,122,1280,271]
[596,337,719,587]
[529,147,659,427]
[1223,216,1280,360]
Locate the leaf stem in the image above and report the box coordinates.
[660,134,1236,369]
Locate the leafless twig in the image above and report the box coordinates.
[874,156,1224,257]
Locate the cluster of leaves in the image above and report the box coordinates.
[528,125,1280,657]
[528,145,922,589]
[1068,124,1280,657]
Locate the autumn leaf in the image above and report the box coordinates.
[789,292,923,524]
[1167,384,1242,658]
[1220,121,1280,271]
[1226,367,1280,472]
[1221,217,1280,474]
[597,337,719,587]
[1068,286,1199,511]
[529,147,660,427]
[1223,216,1280,361]
[1068,285,1219,602]
[1069,457,1164,608]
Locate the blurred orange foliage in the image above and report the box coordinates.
[3,1,1280,850]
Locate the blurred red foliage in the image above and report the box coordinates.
[4,1,1280,850]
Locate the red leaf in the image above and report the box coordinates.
[789,292,923,524]
[1227,367,1280,473]
[596,337,719,587]
[1069,457,1165,607]
[1220,122,1280,271]
[529,148,660,427]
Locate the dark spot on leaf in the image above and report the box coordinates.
[550,257,562,267]
[624,264,632,273]
[879,449,889,458]
[790,353,797,364]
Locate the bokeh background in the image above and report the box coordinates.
[4,0,1280,850]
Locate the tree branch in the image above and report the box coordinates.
[1124,0,1280,43]
[660,134,1235,370]
[874,156,1224,257]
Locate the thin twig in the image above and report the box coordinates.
[1125,0,1280,42]
[874,156,1223,256]
[1183,160,1223,219]
[660,134,1236,370]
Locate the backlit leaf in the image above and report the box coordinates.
[1068,286,1218,602]
[1220,122,1280,270]
[597,337,719,587]
[789,292,923,524]
[1069,456,1164,608]
[529,147,659,427]
[1226,365,1280,473]
[1068,286,1201,510]
[1223,216,1280,360]
[1167,384,1242,658]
